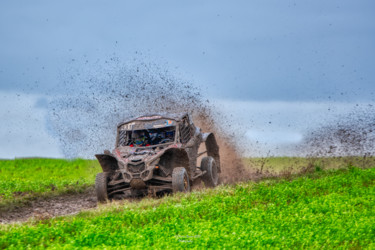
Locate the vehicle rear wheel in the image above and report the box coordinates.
[172,167,190,193]
[95,172,109,203]
[201,156,219,187]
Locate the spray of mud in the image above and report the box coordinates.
[47,58,251,183]
[298,105,375,158]
[193,109,252,183]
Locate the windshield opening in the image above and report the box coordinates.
[118,126,176,147]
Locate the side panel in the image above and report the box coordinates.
[95,154,120,173]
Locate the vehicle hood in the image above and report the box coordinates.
[115,147,158,164]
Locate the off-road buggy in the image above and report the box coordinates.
[95,113,221,202]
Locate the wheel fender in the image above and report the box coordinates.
[159,148,190,177]
[95,154,120,172]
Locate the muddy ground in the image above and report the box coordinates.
[0,189,97,224]
[0,170,266,224]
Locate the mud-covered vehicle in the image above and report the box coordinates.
[95,113,221,202]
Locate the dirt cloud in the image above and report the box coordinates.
[297,105,375,158]
[47,58,251,183]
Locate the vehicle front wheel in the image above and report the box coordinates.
[95,172,109,203]
[201,156,219,187]
[172,167,190,193]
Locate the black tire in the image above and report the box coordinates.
[95,172,109,203]
[201,156,219,187]
[172,167,190,193]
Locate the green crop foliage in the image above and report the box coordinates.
[0,167,374,249]
[0,158,100,209]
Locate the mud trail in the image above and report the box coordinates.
[0,189,97,224]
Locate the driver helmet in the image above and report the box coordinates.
[134,131,146,146]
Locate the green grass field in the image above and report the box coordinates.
[0,158,374,248]
[0,158,100,210]
[0,166,374,248]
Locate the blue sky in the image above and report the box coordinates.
[0,1,374,158]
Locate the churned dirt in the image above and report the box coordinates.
[0,189,97,224]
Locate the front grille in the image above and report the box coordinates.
[127,162,145,173]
